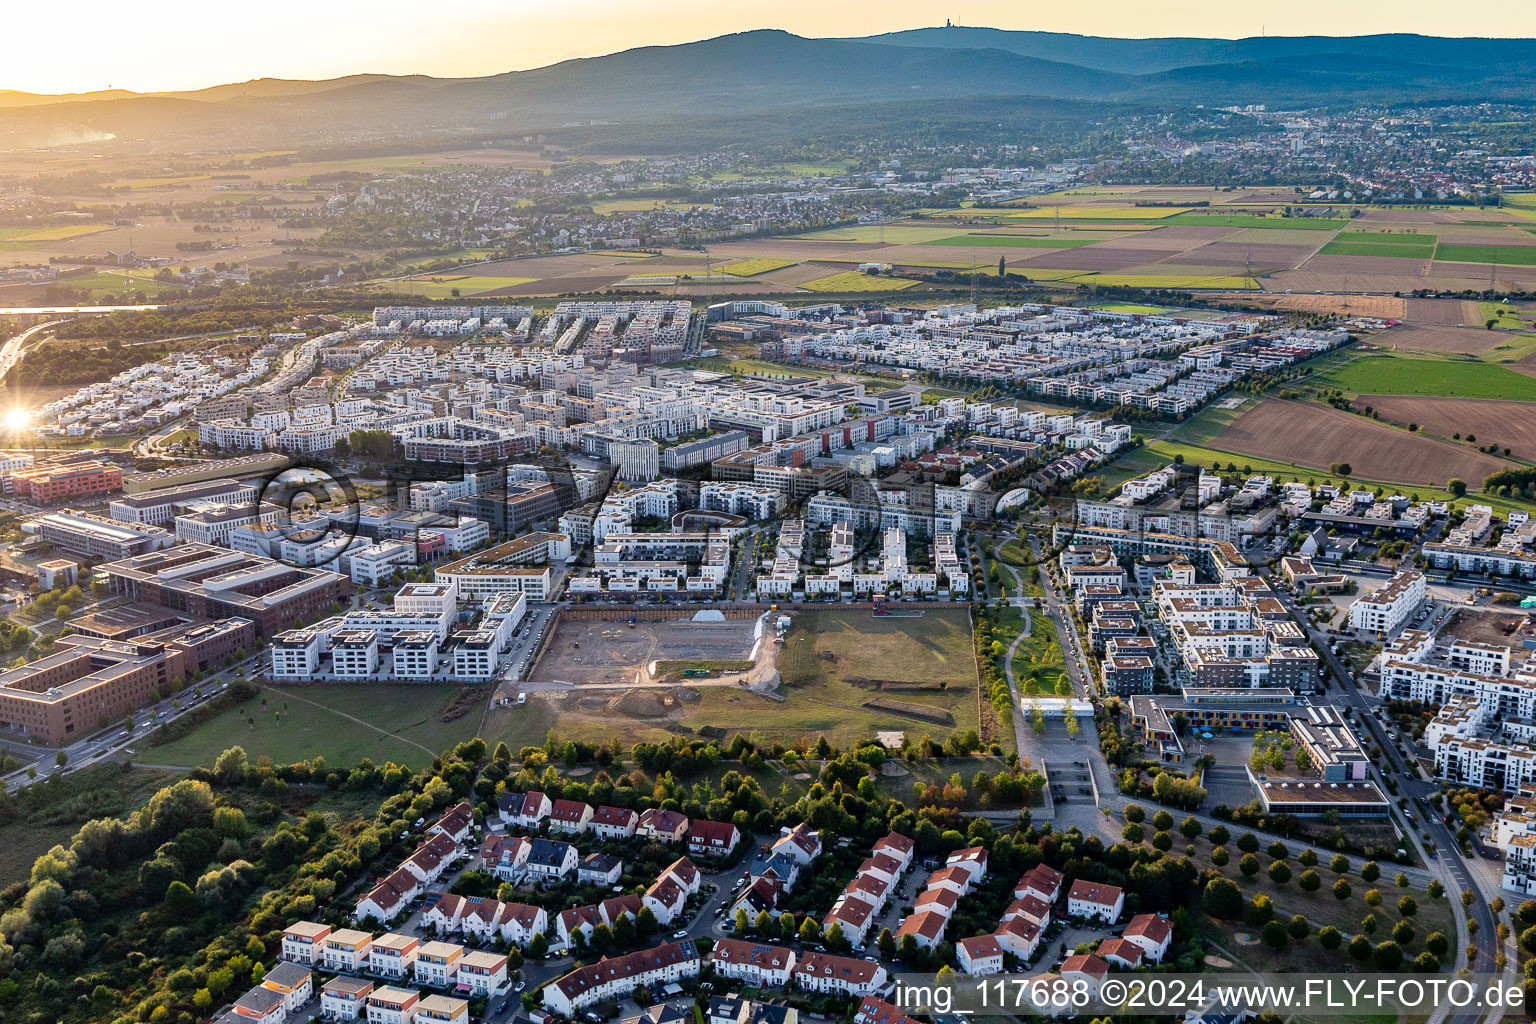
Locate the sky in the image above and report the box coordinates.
[11,0,1536,94]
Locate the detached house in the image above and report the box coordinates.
[579,853,624,886]
[957,934,1004,975]
[1015,864,1065,905]
[1121,913,1173,963]
[993,916,1042,961]
[428,802,475,844]
[771,822,821,865]
[643,876,688,926]
[481,834,530,879]
[637,808,689,843]
[687,819,740,859]
[1066,880,1124,923]
[591,805,639,839]
[549,799,595,835]
[526,838,578,879]
[498,790,552,830]
[281,921,331,965]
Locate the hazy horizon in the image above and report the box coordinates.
[13,0,1536,95]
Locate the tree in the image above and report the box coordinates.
[1124,804,1145,823]
[1361,861,1380,883]
[1392,920,1414,945]
[1211,847,1230,867]
[1399,896,1418,918]
[1426,931,1450,958]
[1299,869,1321,892]
[1427,880,1445,899]
[636,906,658,940]
[1449,478,1468,498]
[1239,853,1261,877]
[735,908,749,935]
[800,916,820,945]
[1334,879,1352,901]
[1237,832,1260,854]
[1348,934,1373,962]
[54,750,66,769]
[1152,809,1174,831]
[528,933,548,959]
[1364,889,1383,908]
[1330,853,1350,874]
[1152,831,1173,852]
[1180,817,1202,840]
[1268,841,1289,861]
[998,255,1006,279]
[1373,941,1403,971]
[1202,877,1244,920]
[878,927,897,960]
[1319,925,1342,950]
[1269,861,1292,885]
[1289,914,1310,941]
[1122,823,1144,844]
[1261,920,1288,950]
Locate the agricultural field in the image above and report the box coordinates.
[927,234,1097,249]
[801,271,920,292]
[148,684,483,770]
[1364,395,1536,462]
[1306,353,1536,402]
[1166,213,1349,230]
[1209,399,1514,487]
[396,274,539,298]
[719,258,797,276]
[1436,244,1536,265]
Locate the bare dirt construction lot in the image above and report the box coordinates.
[1365,394,1536,461]
[1213,399,1510,485]
[531,616,759,686]
[1446,609,1531,647]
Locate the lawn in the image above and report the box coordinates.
[1090,303,1179,314]
[590,199,714,214]
[801,272,920,293]
[925,235,1098,249]
[1479,301,1529,330]
[149,684,484,770]
[1435,244,1536,266]
[1164,214,1350,230]
[0,763,180,885]
[57,272,187,297]
[1308,353,1536,402]
[767,607,980,745]
[719,258,797,276]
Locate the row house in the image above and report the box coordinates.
[637,808,689,842]
[1066,879,1125,923]
[591,805,639,839]
[498,790,553,829]
[687,819,741,859]
[549,799,595,834]
[542,940,701,1015]
[707,938,797,988]
[791,951,888,997]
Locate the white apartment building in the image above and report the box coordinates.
[1348,569,1426,636]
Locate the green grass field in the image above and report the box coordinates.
[1164,214,1350,230]
[1332,231,1437,245]
[1318,242,1433,259]
[396,275,537,298]
[1479,301,1529,330]
[1077,273,1259,289]
[1435,244,1536,266]
[58,272,187,297]
[150,684,482,770]
[925,235,1098,249]
[0,224,115,243]
[1089,302,1180,314]
[768,608,980,745]
[1308,353,1536,401]
[801,271,920,293]
[719,258,797,276]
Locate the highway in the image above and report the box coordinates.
[0,318,67,384]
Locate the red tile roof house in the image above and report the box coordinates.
[895,909,947,949]
[557,904,604,948]
[841,873,892,913]
[1097,937,1144,970]
[822,897,875,947]
[1060,954,1111,995]
[913,886,960,920]
[428,801,475,844]
[872,832,915,874]
[480,835,530,879]
[660,856,701,894]
[590,805,639,839]
[944,845,989,884]
[993,916,1042,961]
[771,822,823,865]
[792,951,888,997]
[403,833,463,884]
[423,893,469,934]
[1121,913,1173,962]
[708,938,797,987]
[855,852,905,885]
[686,819,741,859]
[924,865,974,898]
[599,894,641,927]
[1066,880,1125,924]
[498,790,552,830]
[1002,892,1052,929]
[1015,864,1065,904]
[637,808,690,842]
[643,877,688,926]
[548,799,595,834]
[356,867,420,924]
[542,939,700,1016]
[854,996,922,1024]
[957,934,1005,975]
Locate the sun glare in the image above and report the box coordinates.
[4,409,30,431]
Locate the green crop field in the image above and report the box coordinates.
[801,271,920,292]
[719,258,797,276]
[1308,353,1536,401]
[1318,242,1434,259]
[1077,272,1258,289]
[1435,244,1536,265]
[1164,214,1349,229]
[1331,231,1437,246]
[149,684,482,770]
[925,234,1097,249]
